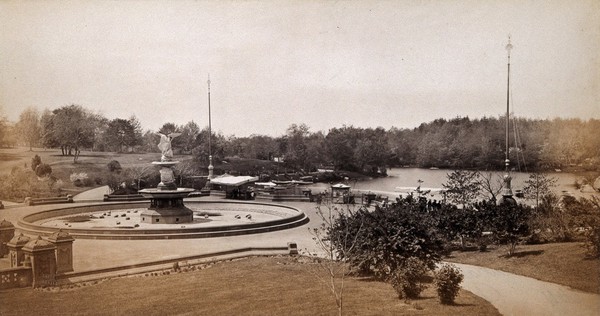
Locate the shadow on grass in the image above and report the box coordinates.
[450,302,476,307]
[355,276,380,283]
[500,250,544,258]
[48,153,111,158]
[0,153,20,161]
[409,295,437,300]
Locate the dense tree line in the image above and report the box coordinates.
[3,105,599,172]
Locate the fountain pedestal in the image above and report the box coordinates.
[138,161,195,224]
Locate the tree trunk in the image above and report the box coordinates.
[72,146,80,163]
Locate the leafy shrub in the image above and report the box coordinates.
[577,196,600,258]
[107,160,122,173]
[0,167,61,201]
[53,179,65,191]
[434,263,464,305]
[105,172,132,194]
[329,196,446,280]
[584,225,600,258]
[561,196,600,257]
[478,202,532,256]
[35,163,52,177]
[390,257,431,300]
[31,155,42,172]
[585,226,600,258]
[70,172,91,187]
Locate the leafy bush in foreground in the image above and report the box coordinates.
[584,225,600,259]
[390,257,431,300]
[31,154,42,172]
[107,160,122,172]
[329,196,446,280]
[561,196,600,258]
[70,172,92,187]
[434,263,464,305]
[35,163,52,177]
[478,202,532,256]
[0,167,61,201]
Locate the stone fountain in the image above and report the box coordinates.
[138,132,195,224]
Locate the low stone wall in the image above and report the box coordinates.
[24,196,73,206]
[57,246,290,284]
[255,193,311,202]
[0,266,32,290]
[103,194,147,202]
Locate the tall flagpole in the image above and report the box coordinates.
[500,35,514,203]
[207,74,214,180]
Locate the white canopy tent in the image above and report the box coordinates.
[210,175,259,187]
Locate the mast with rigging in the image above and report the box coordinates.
[500,36,516,205]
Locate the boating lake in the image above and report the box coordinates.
[307,168,596,200]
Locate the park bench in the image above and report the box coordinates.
[25,195,73,206]
[103,194,147,202]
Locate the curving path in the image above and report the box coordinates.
[454,263,599,316]
[72,185,110,202]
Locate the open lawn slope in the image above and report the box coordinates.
[0,147,166,175]
[0,256,500,316]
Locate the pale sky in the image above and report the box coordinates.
[1,0,598,137]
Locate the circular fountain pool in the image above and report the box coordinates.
[17,201,309,240]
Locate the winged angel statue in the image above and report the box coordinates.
[157,132,182,162]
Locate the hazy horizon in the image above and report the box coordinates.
[1,0,598,137]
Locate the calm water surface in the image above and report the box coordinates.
[309,168,590,199]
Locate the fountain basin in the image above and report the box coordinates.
[16,201,309,240]
[138,188,196,224]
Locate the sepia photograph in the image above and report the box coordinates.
[0,0,598,315]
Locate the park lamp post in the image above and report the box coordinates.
[207,74,214,180]
[200,75,214,195]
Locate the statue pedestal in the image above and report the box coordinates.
[138,161,195,224]
[153,161,178,190]
[138,188,195,224]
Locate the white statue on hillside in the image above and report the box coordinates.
[157,132,181,162]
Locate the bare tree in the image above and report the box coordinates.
[523,172,557,208]
[477,172,503,204]
[304,200,364,316]
[442,170,481,207]
[125,165,155,190]
[16,107,41,150]
[173,160,198,187]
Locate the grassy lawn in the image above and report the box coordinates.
[446,242,600,294]
[0,147,169,175]
[0,256,500,316]
[0,147,192,199]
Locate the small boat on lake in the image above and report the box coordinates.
[395,186,446,196]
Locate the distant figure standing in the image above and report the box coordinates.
[157,132,181,162]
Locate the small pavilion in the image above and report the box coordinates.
[210,175,259,199]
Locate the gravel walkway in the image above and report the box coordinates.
[454,262,599,316]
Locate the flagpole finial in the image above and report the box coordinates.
[506,35,513,54]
